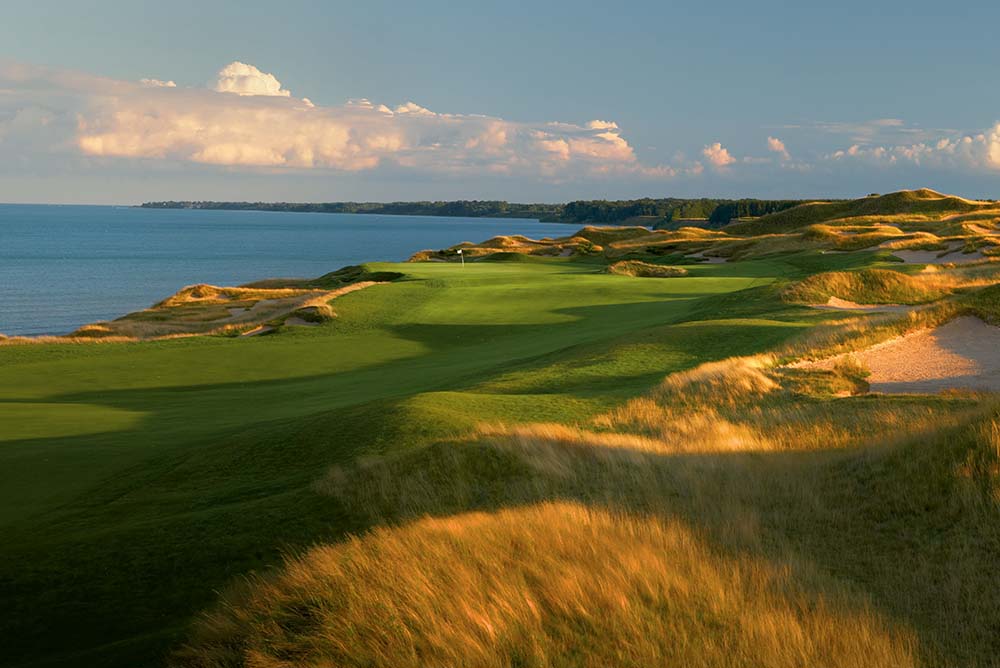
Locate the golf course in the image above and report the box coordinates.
[2,190,1000,667]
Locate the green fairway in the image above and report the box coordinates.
[0,257,817,668]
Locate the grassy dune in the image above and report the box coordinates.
[781,268,950,305]
[727,189,996,235]
[177,355,998,668]
[408,189,1000,265]
[3,190,1000,668]
[605,260,688,277]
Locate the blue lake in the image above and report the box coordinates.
[0,205,572,336]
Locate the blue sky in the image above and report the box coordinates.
[2,0,999,203]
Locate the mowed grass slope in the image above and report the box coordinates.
[0,257,809,668]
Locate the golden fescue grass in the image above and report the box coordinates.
[172,503,918,668]
[407,191,1000,265]
[0,333,139,346]
[153,284,310,308]
[779,272,1000,365]
[6,280,385,344]
[730,190,998,235]
[782,269,952,305]
[178,341,1000,666]
[591,355,979,454]
[605,260,688,278]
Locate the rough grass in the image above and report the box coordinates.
[8,272,396,342]
[728,189,996,236]
[173,503,918,668]
[605,260,688,278]
[178,354,999,668]
[403,190,1000,268]
[782,268,950,305]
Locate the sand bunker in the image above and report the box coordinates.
[891,244,985,265]
[967,223,1000,236]
[810,297,915,313]
[806,316,1000,393]
[686,251,727,264]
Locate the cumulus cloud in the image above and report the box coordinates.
[827,123,1000,171]
[213,61,290,97]
[394,101,434,115]
[0,61,690,180]
[702,142,735,167]
[767,136,790,160]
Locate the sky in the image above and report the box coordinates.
[1,0,999,204]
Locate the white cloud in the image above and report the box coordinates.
[767,136,790,160]
[393,101,435,115]
[213,61,290,97]
[827,123,1000,171]
[0,61,690,180]
[702,142,735,167]
[139,78,176,88]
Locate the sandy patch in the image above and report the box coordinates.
[241,325,274,337]
[891,243,985,265]
[686,251,727,264]
[967,223,1000,236]
[810,297,915,313]
[802,316,1000,393]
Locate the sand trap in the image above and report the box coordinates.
[241,325,274,337]
[967,223,1000,236]
[687,251,727,264]
[805,316,1000,393]
[892,243,986,265]
[810,297,915,313]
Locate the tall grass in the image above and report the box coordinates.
[781,269,951,305]
[174,352,999,667]
[605,260,688,278]
[173,503,917,668]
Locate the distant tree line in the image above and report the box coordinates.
[141,197,821,226]
[141,200,564,220]
[560,198,809,226]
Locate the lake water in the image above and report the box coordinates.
[0,205,572,336]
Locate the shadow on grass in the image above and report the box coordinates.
[316,414,1000,668]
[0,284,856,667]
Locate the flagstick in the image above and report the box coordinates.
[458,249,465,267]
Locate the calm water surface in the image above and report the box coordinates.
[0,205,571,336]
